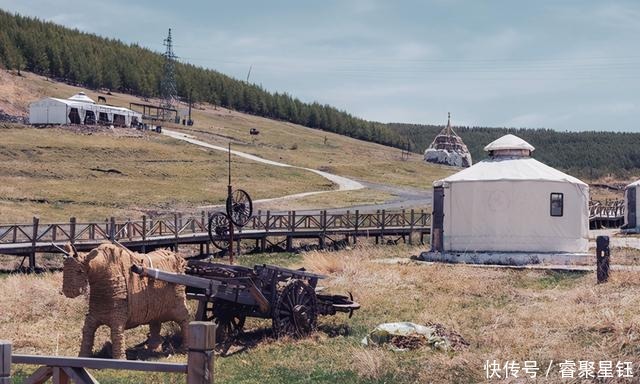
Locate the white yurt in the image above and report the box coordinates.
[623,180,640,232]
[430,134,589,254]
[29,92,142,127]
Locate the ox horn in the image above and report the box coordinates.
[51,242,71,258]
[70,243,79,258]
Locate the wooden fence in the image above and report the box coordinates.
[0,209,432,269]
[589,200,625,229]
[589,199,625,219]
[0,322,214,384]
[0,209,431,245]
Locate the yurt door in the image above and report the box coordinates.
[432,186,445,252]
[628,187,637,228]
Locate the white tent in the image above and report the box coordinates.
[29,93,142,127]
[431,134,589,253]
[623,180,640,232]
[67,92,96,104]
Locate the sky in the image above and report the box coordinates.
[1,0,640,131]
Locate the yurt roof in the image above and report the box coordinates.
[484,134,535,152]
[627,180,640,188]
[437,157,587,186]
[68,92,95,104]
[36,97,142,117]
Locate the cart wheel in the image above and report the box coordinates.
[208,212,230,251]
[272,279,318,338]
[214,313,246,342]
[212,307,246,355]
[226,189,253,227]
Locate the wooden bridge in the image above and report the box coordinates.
[0,209,432,270]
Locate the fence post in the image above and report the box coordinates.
[354,210,359,244]
[381,210,386,244]
[141,215,147,253]
[30,216,39,270]
[187,322,215,384]
[69,217,77,244]
[109,217,116,240]
[596,235,610,284]
[409,209,415,245]
[420,209,425,244]
[174,213,180,252]
[319,210,327,249]
[0,340,11,384]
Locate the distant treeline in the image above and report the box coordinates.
[0,10,405,148]
[389,124,640,178]
[0,9,639,177]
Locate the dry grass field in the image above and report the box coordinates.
[253,188,397,212]
[0,123,331,223]
[3,245,640,383]
[0,70,456,223]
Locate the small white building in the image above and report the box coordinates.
[429,134,590,255]
[623,180,640,232]
[29,92,142,127]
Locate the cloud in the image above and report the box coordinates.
[592,3,640,29]
[348,0,383,14]
[458,28,527,59]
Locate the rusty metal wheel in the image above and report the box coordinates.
[226,189,253,227]
[272,279,318,338]
[208,212,230,251]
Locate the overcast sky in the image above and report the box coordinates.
[2,0,640,131]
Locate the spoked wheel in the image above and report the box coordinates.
[272,279,318,338]
[213,310,246,355]
[208,212,230,251]
[226,189,253,227]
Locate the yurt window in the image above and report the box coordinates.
[550,193,564,217]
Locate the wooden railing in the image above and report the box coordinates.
[589,199,625,219]
[0,209,431,246]
[1,322,214,384]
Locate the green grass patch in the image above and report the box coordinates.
[234,252,302,268]
[511,270,589,290]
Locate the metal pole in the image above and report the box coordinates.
[227,142,234,265]
[228,223,234,265]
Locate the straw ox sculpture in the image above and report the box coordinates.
[61,243,190,359]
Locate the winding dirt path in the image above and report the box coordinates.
[161,129,364,204]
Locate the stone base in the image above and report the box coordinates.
[419,251,592,266]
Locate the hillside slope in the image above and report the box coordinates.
[1,9,638,179]
[0,70,454,222]
[0,9,406,149]
[389,123,640,178]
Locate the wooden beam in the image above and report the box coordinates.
[52,366,69,384]
[12,355,186,373]
[62,367,99,384]
[187,322,215,384]
[23,366,53,384]
[30,216,39,270]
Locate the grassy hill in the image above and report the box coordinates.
[1,8,639,180]
[0,70,454,223]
